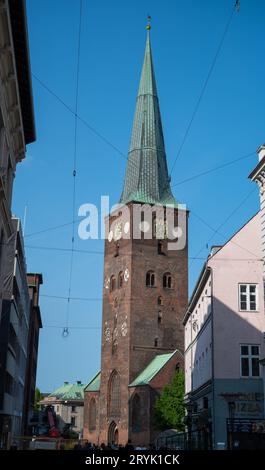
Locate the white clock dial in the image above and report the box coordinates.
[124,221,130,234]
[121,321,128,337]
[172,226,183,238]
[139,221,150,233]
[155,219,168,239]
[114,222,122,241]
[105,326,111,342]
[124,268,130,282]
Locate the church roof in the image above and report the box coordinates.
[129,350,177,387]
[48,381,85,400]
[84,371,101,392]
[120,30,178,207]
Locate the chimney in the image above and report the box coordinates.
[64,381,69,385]
[77,380,81,385]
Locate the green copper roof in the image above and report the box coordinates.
[129,351,176,387]
[49,382,85,400]
[120,31,177,207]
[84,371,101,392]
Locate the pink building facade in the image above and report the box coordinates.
[184,213,265,449]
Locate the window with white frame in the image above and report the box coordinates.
[240,345,260,377]
[239,284,258,311]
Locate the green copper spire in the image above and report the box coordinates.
[120,27,177,206]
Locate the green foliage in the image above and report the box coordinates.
[154,371,185,431]
[34,387,43,411]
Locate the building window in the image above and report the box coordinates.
[4,371,14,395]
[118,272,123,288]
[203,397,208,409]
[239,284,258,311]
[163,272,172,289]
[114,242,119,257]
[89,398,97,432]
[71,406,76,413]
[146,271,155,287]
[71,416,76,427]
[158,241,164,255]
[110,276,116,292]
[158,311,162,325]
[107,370,120,416]
[240,345,260,377]
[154,337,158,347]
[157,296,162,306]
[131,394,141,432]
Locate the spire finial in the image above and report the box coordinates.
[146,15,151,30]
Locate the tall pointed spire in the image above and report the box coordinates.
[120,22,177,206]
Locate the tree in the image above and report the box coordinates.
[154,371,185,431]
[34,387,43,411]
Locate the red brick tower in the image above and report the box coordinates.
[84,25,188,446]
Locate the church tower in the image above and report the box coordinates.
[84,24,188,447]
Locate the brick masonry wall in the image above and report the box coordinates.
[84,204,188,445]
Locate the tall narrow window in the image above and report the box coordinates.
[154,337,158,347]
[158,311,162,325]
[131,394,141,432]
[118,272,123,288]
[163,272,172,289]
[114,243,119,257]
[71,416,76,427]
[107,370,121,416]
[158,241,163,255]
[203,397,208,410]
[239,284,258,311]
[240,345,260,377]
[157,296,162,306]
[146,271,155,287]
[110,276,116,292]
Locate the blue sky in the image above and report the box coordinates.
[13,0,265,392]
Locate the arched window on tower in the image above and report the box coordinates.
[107,370,121,417]
[114,242,119,257]
[158,241,164,255]
[118,271,123,289]
[154,337,158,347]
[163,272,172,289]
[158,311,162,325]
[88,398,97,432]
[131,393,141,432]
[110,275,116,292]
[146,270,155,287]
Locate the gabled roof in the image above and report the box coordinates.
[49,382,85,400]
[120,30,178,207]
[129,350,177,387]
[84,371,101,392]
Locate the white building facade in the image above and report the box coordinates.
[184,213,265,449]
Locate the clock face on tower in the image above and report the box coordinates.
[104,277,110,289]
[121,321,128,337]
[155,219,168,238]
[114,222,122,241]
[124,221,130,234]
[124,268,129,282]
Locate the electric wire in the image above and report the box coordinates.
[169,0,239,176]
[64,0,83,337]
